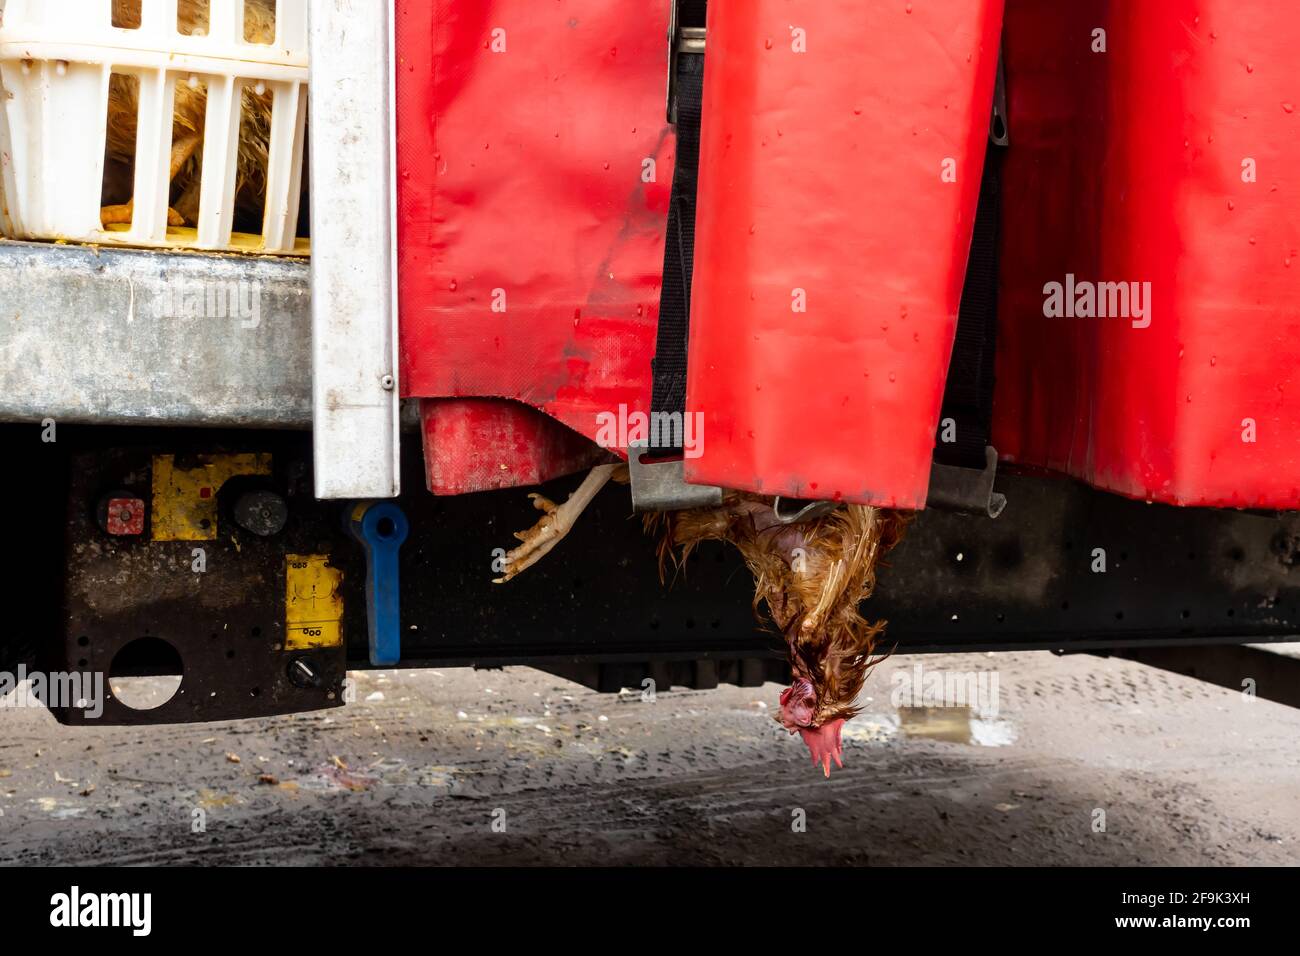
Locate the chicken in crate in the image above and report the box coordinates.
[0,0,308,254]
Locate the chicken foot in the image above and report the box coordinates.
[100,131,203,228]
[493,463,627,583]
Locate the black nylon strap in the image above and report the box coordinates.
[678,0,707,28]
[655,6,999,472]
[935,141,1005,469]
[649,50,704,445]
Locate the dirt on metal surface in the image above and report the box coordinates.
[0,650,1297,866]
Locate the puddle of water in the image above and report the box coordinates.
[969,715,1018,747]
[797,707,1017,748]
[896,706,1017,747]
[32,796,86,819]
[841,715,899,743]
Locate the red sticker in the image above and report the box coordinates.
[106,497,145,536]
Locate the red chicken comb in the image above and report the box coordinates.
[798,718,845,777]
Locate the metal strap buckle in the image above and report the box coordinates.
[627,439,724,512]
[667,2,706,123]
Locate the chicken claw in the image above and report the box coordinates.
[99,130,202,229]
[526,493,559,517]
[493,463,621,583]
[100,202,187,228]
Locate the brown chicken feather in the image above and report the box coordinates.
[649,496,909,774]
[102,0,277,228]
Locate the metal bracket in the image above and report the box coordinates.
[628,440,724,512]
[927,445,1007,518]
[308,0,401,499]
[667,3,706,124]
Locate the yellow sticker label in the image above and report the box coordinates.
[285,554,344,649]
[151,453,273,541]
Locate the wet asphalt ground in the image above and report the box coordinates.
[1,649,1297,865]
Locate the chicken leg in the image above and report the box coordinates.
[100,131,203,228]
[493,463,627,583]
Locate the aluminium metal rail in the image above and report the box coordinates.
[0,238,311,429]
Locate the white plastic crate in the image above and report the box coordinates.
[0,0,308,254]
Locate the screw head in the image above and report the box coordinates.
[287,657,322,689]
[233,490,288,537]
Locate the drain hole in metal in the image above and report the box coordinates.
[109,637,183,710]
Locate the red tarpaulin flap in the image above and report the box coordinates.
[994,0,1300,507]
[421,398,610,495]
[684,0,1006,508]
[395,0,675,491]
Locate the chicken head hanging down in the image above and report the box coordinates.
[496,470,908,777]
[103,0,278,229]
[649,497,908,776]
